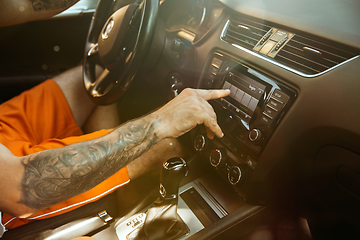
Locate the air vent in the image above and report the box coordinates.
[223,15,271,49]
[276,35,359,75]
[223,14,360,76]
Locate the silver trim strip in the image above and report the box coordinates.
[263,112,273,119]
[238,24,250,31]
[199,7,207,29]
[303,46,322,55]
[220,20,360,78]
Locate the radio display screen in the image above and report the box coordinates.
[221,71,266,123]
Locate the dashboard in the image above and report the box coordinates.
[156,0,360,235]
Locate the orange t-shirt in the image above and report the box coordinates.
[0,80,129,229]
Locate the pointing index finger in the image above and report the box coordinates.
[195,89,230,101]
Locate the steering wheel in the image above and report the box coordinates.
[83,0,158,105]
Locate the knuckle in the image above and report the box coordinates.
[182,88,195,96]
[208,89,216,98]
[211,118,217,126]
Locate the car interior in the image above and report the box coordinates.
[1,0,360,239]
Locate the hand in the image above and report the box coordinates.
[154,88,230,139]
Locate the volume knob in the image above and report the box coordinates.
[249,129,262,142]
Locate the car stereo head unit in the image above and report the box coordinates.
[221,70,267,125]
[201,52,296,154]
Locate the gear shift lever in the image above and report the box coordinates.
[127,157,190,240]
[160,157,188,199]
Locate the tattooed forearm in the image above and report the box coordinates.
[30,0,78,11]
[19,116,159,210]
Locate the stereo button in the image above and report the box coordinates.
[235,109,246,120]
[268,97,284,111]
[210,65,219,75]
[211,58,223,68]
[248,98,259,111]
[223,81,231,90]
[229,85,238,98]
[261,114,273,126]
[229,105,236,112]
[241,93,251,106]
[234,89,245,102]
[264,105,278,119]
[272,89,290,104]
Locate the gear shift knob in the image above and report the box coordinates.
[127,157,190,240]
[159,157,188,199]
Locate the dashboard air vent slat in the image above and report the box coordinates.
[276,50,326,74]
[276,35,358,75]
[224,16,271,49]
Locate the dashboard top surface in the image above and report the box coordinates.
[219,0,360,48]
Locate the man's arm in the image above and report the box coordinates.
[0,0,79,27]
[18,114,158,212]
[0,88,230,218]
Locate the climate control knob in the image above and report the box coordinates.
[210,149,225,167]
[249,129,262,142]
[228,165,246,185]
[194,135,206,152]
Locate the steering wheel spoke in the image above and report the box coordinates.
[88,68,111,97]
[87,43,99,59]
[86,43,103,66]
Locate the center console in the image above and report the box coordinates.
[192,51,297,198]
[113,163,264,240]
[35,53,297,240]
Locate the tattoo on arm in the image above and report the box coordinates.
[30,0,78,11]
[19,117,159,210]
